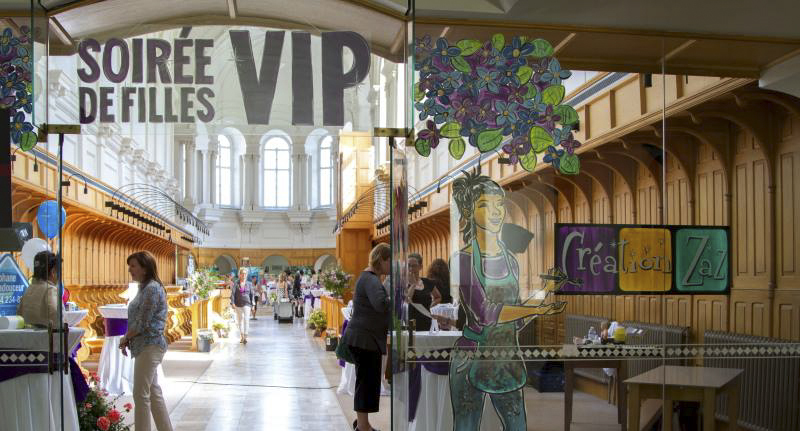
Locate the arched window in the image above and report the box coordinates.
[215,134,233,206]
[319,135,333,207]
[262,136,291,208]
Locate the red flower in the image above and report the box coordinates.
[108,408,121,423]
[123,403,133,412]
[96,416,110,431]
[84,403,91,409]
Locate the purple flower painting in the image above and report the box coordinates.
[413,35,581,175]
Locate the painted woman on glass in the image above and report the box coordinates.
[449,169,566,430]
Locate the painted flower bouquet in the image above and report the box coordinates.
[77,371,131,431]
[0,26,36,149]
[413,34,581,174]
[319,267,353,298]
[187,267,222,300]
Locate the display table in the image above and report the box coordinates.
[405,330,502,431]
[625,365,743,431]
[0,328,84,431]
[303,288,325,319]
[64,309,88,327]
[97,304,163,395]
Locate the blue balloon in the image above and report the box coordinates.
[36,200,67,239]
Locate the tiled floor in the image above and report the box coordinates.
[166,312,352,431]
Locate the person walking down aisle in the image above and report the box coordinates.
[292,270,304,318]
[232,268,253,344]
[340,243,391,431]
[119,251,174,431]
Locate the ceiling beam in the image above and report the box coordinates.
[49,16,73,46]
[226,0,237,19]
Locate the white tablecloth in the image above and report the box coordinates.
[0,328,85,431]
[336,306,389,397]
[402,330,502,431]
[97,305,163,395]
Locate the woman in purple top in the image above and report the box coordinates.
[449,169,565,431]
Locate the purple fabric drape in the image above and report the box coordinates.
[304,294,316,308]
[338,319,349,367]
[0,349,89,403]
[408,350,451,422]
[103,318,128,337]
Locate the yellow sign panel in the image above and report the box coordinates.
[618,228,672,292]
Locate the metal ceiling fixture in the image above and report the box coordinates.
[107,183,209,242]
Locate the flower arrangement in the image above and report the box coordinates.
[187,267,222,300]
[413,34,581,175]
[78,371,131,431]
[319,267,353,298]
[309,309,327,336]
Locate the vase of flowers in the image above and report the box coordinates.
[78,371,132,431]
[319,267,353,299]
[188,267,221,300]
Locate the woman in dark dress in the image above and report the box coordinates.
[340,243,391,431]
[405,253,441,331]
[426,258,452,304]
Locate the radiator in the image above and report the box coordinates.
[621,320,689,380]
[704,331,800,431]
[564,314,611,383]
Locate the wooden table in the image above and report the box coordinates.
[625,365,742,431]
[565,358,627,431]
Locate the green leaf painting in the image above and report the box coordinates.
[451,55,471,74]
[440,122,461,138]
[520,150,537,172]
[516,66,533,86]
[456,39,482,56]
[559,153,580,175]
[491,33,505,51]
[449,137,466,160]
[554,105,578,125]
[415,138,431,157]
[530,126,553,153]
[530,38,554,58]
[542,85,565,105]
[477,128,503,152]
[413,82,424,102]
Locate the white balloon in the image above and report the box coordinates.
[20,238,50,270]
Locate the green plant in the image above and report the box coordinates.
[319,267,353,298]
[188,267,222,300]
[78,372,131,431]
[211,321,227,331]
[309,309,327,331]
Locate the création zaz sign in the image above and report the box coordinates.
[77,30,370,126]
[555,224,730,294]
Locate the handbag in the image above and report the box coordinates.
[335,337,356,364]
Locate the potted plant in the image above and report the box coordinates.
[188,267,221,300]
[197,330,214,352]
[78,371,132,431]
[309,309,327,336]
[211,321,228,339]
[324,328,339,351]
[319,267,353,299]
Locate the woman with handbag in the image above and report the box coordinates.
[339,243,391,431]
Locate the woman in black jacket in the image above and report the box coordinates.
[340,243,391,431]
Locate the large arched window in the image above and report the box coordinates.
[319,135,333,207]
[216,134,233,206]
[262,136,291,208]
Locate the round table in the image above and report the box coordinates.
[0,328,85,431]
[97,304,163,396]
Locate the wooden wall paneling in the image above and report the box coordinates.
[773,290,800,341]
[693,295,728,343]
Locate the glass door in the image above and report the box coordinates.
[0,4,75,431]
